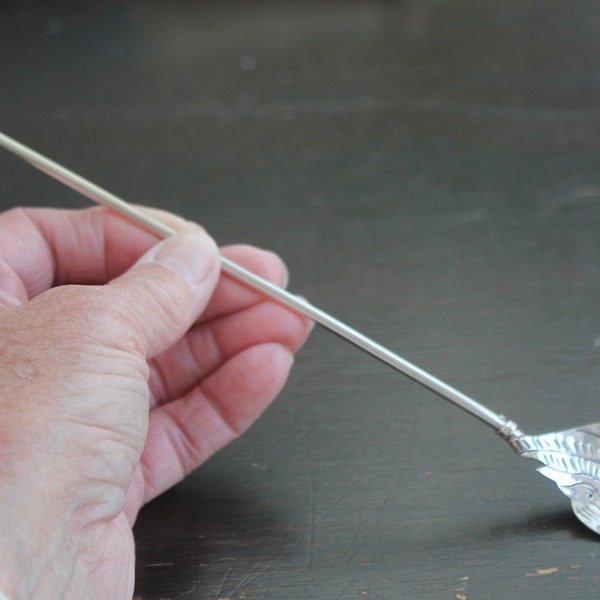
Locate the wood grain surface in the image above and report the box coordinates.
[2,2,600,598]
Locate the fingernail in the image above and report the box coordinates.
[0,288,22,307]
[150,231,219,286]
[273,252,290,288]
[261,249,289,288]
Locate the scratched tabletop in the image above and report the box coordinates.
[2,1,600,598]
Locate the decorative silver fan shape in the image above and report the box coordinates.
[509,424,600,533]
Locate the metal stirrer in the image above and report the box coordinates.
[2,130,599,535]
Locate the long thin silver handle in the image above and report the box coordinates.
[0,130,509,431]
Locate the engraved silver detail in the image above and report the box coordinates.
[508,424,600,534]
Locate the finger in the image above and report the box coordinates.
[199,244,289,322]
[127,343,294,514]
[147,297,311,408]
[0,206,189,299]
[101,228,221,359]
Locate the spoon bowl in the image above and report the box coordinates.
[508,424,600,534]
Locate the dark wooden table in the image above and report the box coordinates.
[3,2,600,598]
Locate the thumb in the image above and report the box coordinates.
[107,227,220,358]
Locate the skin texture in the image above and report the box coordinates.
[0,206,312,599]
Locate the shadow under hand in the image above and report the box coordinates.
[133,470,298,599]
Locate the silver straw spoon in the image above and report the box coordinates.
[1,130,599,535]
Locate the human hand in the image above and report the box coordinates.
[0,206,311,599]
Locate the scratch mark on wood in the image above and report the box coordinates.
[454,574,469,599]
[214,562,234,600]
[525,566,559,577]
[226,561,266,599]
[331,576,357,600]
